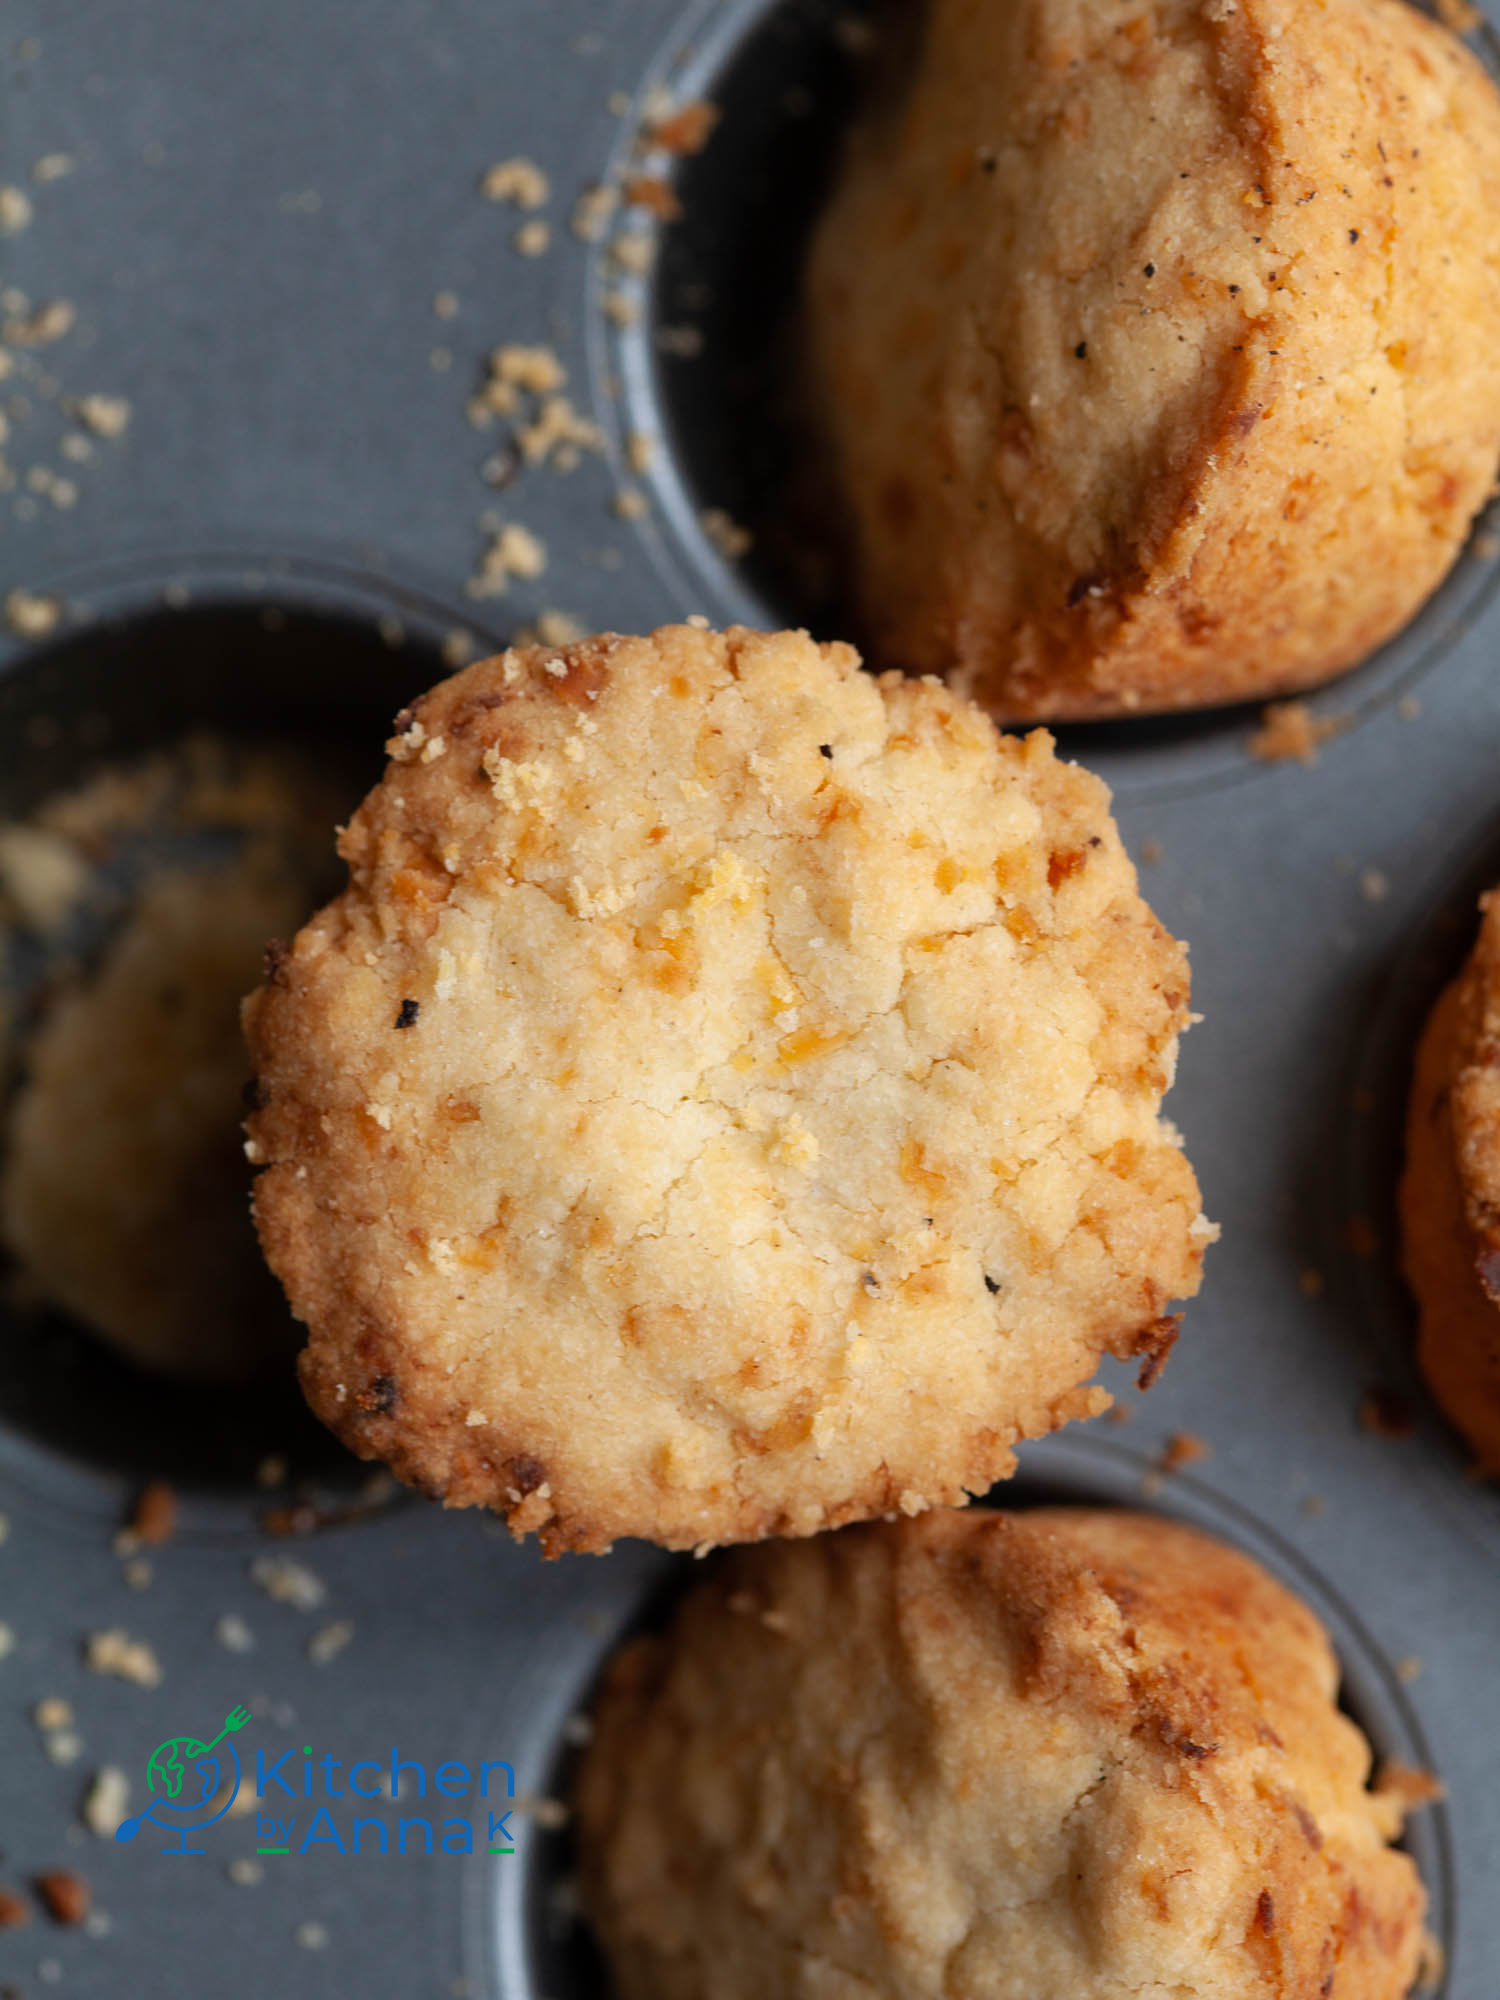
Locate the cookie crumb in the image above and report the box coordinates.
[227,1858,263,1886]
[468,520,547,599]
[1248,700,1344,766]
[129,1479,176,1546]
[295,1919,330,1951]
[215,1612,254,1654]
[571,182,618,242]
[700,508,752,560]
[1158,1430,1211,1473]
[1396,1655,1422,1683]
[612,487,648,520]
[1397,693,1422,721]
[1358,1387,1415,1439]
[481,158,550,209]
[647,101,720,156]
[432,290,460,320]
[249,1553,326,1612]
[72,393,130,438]
[1359,867,1388,903]
[514,219,550,258]
[4,587,62,638]
[34,1871,90,1926]
[1300,1493,1326,1516]
[306,1619,354,1666]
[82,1767,129,1839]
[0,186,32,235]
[84,1628,162,1687]
[0,1888,28,1928]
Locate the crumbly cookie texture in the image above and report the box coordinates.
[577,1508,1429,1999]
[244,627,1209,1553]
[808,0,1500,719]
[1402,891,1500,1469]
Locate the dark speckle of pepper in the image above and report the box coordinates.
[984,1273,1000,1294]
[242,1075,267,1112]
[395,998,420,1029]
[356,1375,398,1416]
[1074,341,1088,359]
[819,743,833,759]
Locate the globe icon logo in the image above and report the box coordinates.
[116,1705,250,1855]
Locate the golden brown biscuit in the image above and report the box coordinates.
[1402,891,1500,1469]
[807,0,1500,719]
[243,626,1210,1553]
[577,1507,1429,1999]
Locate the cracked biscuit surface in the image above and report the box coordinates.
[808,0,1500,718]
[244,626,1209,1551]
[577,1508,1429,1999]
[1402,890,1500,1470]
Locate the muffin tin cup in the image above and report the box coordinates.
[0,545,507,1544]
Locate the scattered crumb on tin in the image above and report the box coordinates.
[306,1619,355,1666]
[433,290,459,320]
[1300,1493,1326,1516]
[0,1887,28,1928]
[0,186,33,235]
[34,1871,90,1926]
[1359,868,1388,903]
[32,153,75,185]
[1358,1387,1415,1439]
[1139,837,1163,866]
[700,508,752,560]
[295,1920,331,1950]
[612,487,648,521]
[82,1767,130,1838]
[1433,0,1481,29]
[657,323,704,359]
[1397,694,1422,721]
[84,1628,162,1687]
[1473,529,1500,562]
[215,1612,254,1654]
[72,392,130,438]
[571,183,618,242]
[255,1453,288,1489]
[624,175,681,221]
[1157,1430,1211,1474]
[1396,1655,1422,1683]
[513,219,550,258]
[34,1697,72,1731]
[481,158,550,209]
[1247,699,1344,767]
[130,1479,176,1546]
[227,1857,263,1886]
[442,628,476,669]
[468,520,547,600]
[3,587,62,638]
[249,1553,327,1612]
[647,101,720,156]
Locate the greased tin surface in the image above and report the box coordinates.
[0,2,1497,1994]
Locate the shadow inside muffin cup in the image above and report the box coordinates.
[619,0,1500,797]
[509,1432,1452,1999]
[0,591,452,1507]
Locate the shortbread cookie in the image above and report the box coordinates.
[807,0,1500,718]
[578,1507,1429,1999]
[1403,890,1500,1469]
[244,626,1210,1551]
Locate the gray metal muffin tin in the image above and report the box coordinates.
[1,0,1498,1992]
